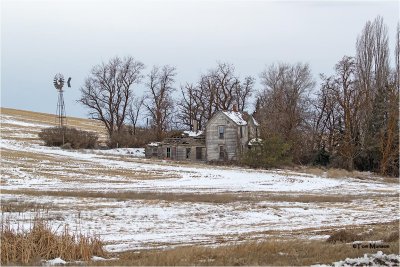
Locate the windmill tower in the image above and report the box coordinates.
[53,73,71,128]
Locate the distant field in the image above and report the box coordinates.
[0,107,399,265]
[0,107,108,143]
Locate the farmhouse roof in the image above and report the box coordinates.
[222,111,248,126]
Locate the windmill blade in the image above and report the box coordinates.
[53,73,65,90]
[67,77,72,88]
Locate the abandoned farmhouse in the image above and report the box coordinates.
[145,108,260,161]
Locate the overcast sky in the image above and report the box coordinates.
[1,0,399,118]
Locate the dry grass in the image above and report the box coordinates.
[326,230,359,243]
[2,189,376,205]
[296,166,364,179]
[295,166,399,182]
[94,237,399,266]
[1,107,108,142]
[1,189,255,204]
[1,215,106,265]
[325,220,400,243]
[384,231,399,242]
[1,148,64,163]
[0,199,55,213]
[90,221,400,266]
[259,193,361,203]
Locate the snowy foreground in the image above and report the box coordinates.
[1,112,399,252]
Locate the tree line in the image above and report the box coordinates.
[78,17,399,176]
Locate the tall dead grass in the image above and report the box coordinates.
[1,215,106,265]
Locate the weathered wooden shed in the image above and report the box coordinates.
[145,131,206,161]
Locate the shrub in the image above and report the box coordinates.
[313,147,331,166]
[1,216,106,265]
[107,127,157,148]
[39,127,98,149]
[241,135,292,169]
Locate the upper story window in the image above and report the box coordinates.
[218,126,225,139]
[240,126,243,138]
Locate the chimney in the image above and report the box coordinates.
[233,104,238,112]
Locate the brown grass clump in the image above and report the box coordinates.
[326,230,359,243]
[384,231,399,242]
[1,216,106,265]
[295,166,386,181]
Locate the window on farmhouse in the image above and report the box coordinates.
[218,126,224,139]
[186,148,191,159]
[166,147,171,158]
[240,126,243,138]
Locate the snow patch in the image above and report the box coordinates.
[94,148,145,157]
[183,130,204,137]
[222,111,247,125]
[248,138,262,145]
[1,117,52,128]
[333,251,399,267]
[43,257,66,266]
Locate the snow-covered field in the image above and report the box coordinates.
[1,109,399,252]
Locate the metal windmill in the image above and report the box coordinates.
[53,73,71,128]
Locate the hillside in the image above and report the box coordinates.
[1,107,108,142]
[0,107,399,264]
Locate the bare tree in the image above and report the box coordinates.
[331,56,362,170]
[128,95,145,135]
[235,76,255,111]
[258,63,315,138]
[396,23,400,91]
[256,62,315,163]
[178,62,255,131]
[379,23,399,176]
[79,56,145,137]
[313,74,341,154]
[178,83,204,130]
[144,65,177,140]
[213,62,240,110]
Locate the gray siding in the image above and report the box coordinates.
[206,112,239,161]
[237,125,249,155]
[146,144,205,161]
[247,118,259,140]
